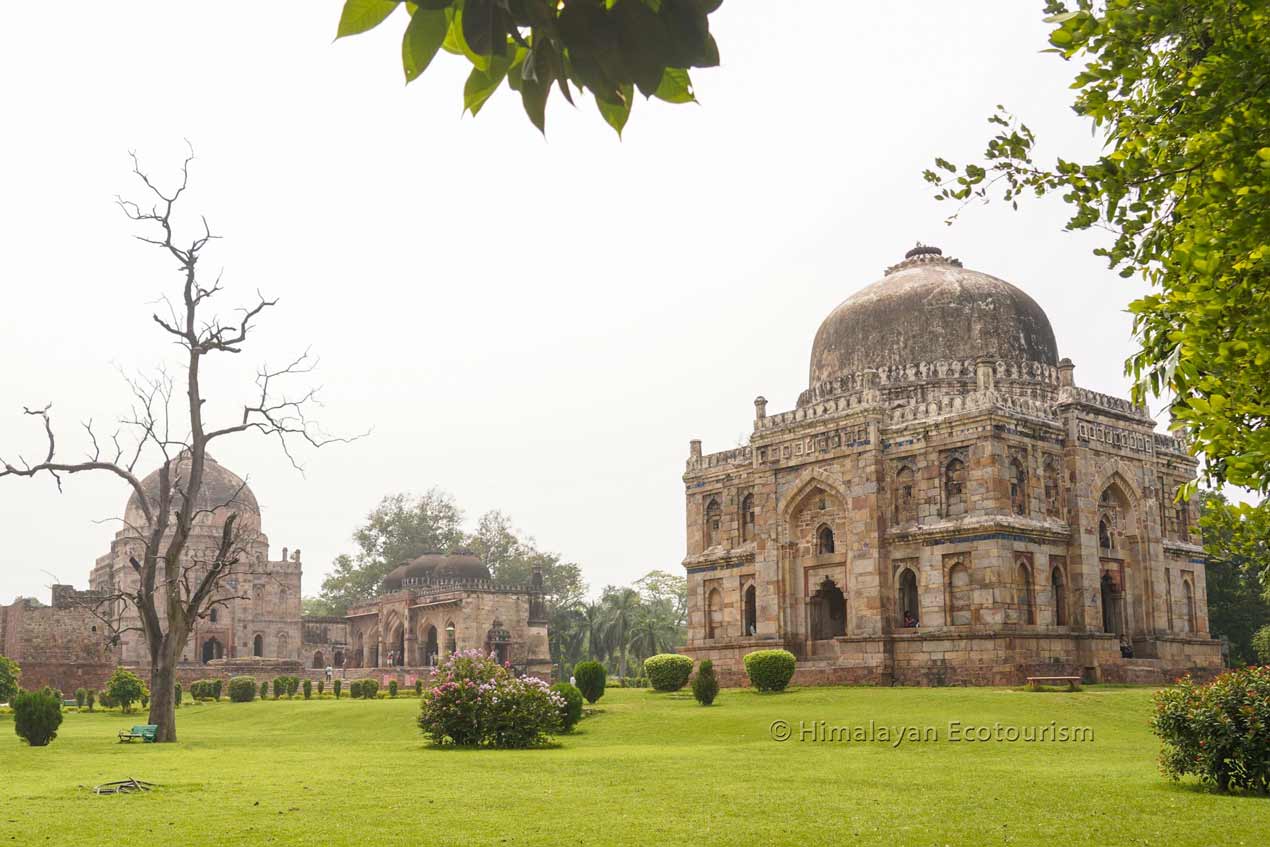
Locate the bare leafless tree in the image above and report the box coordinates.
[0,149,354,742]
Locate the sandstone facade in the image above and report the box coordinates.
[680,246,1222,687]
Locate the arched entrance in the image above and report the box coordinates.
[743,584,757,636]
[808,577,845,640]
[333,650,345,668]
[485,622,511,665]
[312,650,324,669]
[202,637,224,664]
[424,625,439,666]
[252,633,264,657]
[1101,572,1123,636]
[898,568,920,627]
[387,622,405,666]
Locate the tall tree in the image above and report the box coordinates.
[926,1,1270,493]
[602,586,641,678]
[315,490,465,614]
[468,510,585,604]
[0,152,347,741]
[1200,491,1270,663]
[333,0,724,136]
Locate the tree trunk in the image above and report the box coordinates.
[147,655,179,743]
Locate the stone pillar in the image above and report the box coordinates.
[689,439,702,460]
[1058,357,1075,387]
[754,396,767,421]
[975,357,995,392]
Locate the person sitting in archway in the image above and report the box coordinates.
[903,611,918,628]
[1119,639,1134,659]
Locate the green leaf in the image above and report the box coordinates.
[653,68,695,103]
[464,52,513,116]
[450,4,491,71]
[402,8,449,83]
[597,84,634,137]
[336,0,400,39]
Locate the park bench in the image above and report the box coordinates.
[1026,675,1081,691]
[117,724,159,743]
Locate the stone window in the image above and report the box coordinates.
[1008,457,1027,516]
[445,621,457,655]
[1017,560,1035,625]
[894,465,916,525]
[1043,455,1062,517]
[706,587,723,639]
[252,633,264,657]
[1051,563,1067,626]
[816,524,836,555]
[276,631,290,659]
[809,577,846,640]
[704,497,722,549]
[1175,499,1191,541]
[946,560,971,625]
[943,457,967,517]
[743,583,757,636]
[897,567,919,627]
[740,493,755,543]
[1098,516,1114,554]
[209,606,219,623]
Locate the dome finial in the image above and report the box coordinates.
[905,243,943,260]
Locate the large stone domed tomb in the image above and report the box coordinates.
[679,246,1221,686]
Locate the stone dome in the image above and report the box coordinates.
[123,453,260,531]
[382,552,491,591]
[808,246,1058,389]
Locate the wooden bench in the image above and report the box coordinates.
[117,724,159,743]
[1026,675,1081,691]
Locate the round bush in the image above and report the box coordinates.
[349,680,364,699]
[228,676,257,702]
[388,680,399,698]
[644,654,694,692]
[1152,666,1270,793]
[13,688,63,746]
[573,661,606,704]
[692,660,719,706]
[360,679,379,699]
[303,679,313,700]
[744,649,797,692]
[550,682,584,731]
[418,650,563,748]
[1252,625,1270,664]
[105,667,147,713]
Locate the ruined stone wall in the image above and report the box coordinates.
[0,601,117,692]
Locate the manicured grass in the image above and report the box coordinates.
[1,686,1262,845]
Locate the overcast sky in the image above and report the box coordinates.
[0,2,1185,604]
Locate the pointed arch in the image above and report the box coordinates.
[816,524,836,555]
[740,493,756,542]
[742,583,757,636]
[1051,564,1067,626]
[897,567,920,627]
[894,464,916,525]
[946,561,971,626]
[705,587,723,639]
[779,468,850,524]
[704,496,722,548]
[1016,559,1035,625]
[1008,457,1028,515]
[1182,578,1197,634]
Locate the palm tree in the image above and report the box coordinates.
[580,601,608,665]
[627,601,678,665]
[548,602,587,671]
[602,587,642,678]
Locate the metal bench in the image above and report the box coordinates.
[117,724,159,743]
[1026,675,1081,691]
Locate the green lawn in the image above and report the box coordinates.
[0,686,1262,846]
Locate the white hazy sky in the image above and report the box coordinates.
[0,2,1172,604]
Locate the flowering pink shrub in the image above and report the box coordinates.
[418,649,564,748]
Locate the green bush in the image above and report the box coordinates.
[272,677,287,700]
[744,649,797,693]
[317,680,325,696]
[360,679,379,699]
[13,688,63,746]
[349,680,364,699]
[550,682,584,731]
[212,679,223,701]
[415,679,423,696]
[0,656,19,705]
[105,667,147,713]
[228,676,257,702]
[334,679,342,699]
[1152,666,1270,793]
[98,692,115,709]
[644,654,694,692]
[303,679,313,700]
[85,689,96,712]
[74,688,86,708]
[692,660,719,706]
[1252,625,1270,664]
[140,691,150,709]
[174,683,182,707]
[286,677,300,698]
[573,661,606,704]
[388,680,399,698]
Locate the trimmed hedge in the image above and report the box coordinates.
[744,649,797,692]
[259,681,268,700]
[228,676,257,702]
[550,682,584,731]
[692,660,719,706]
[573,661,606,704]
[13,688,63,746]
[360,679,379,699]
[388,680,398,698]
[644,654,694,692]
[333,679,342,699]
